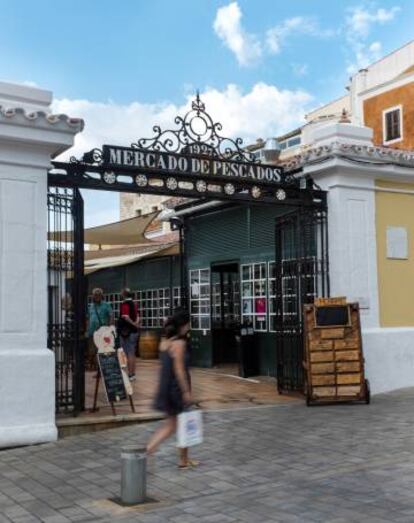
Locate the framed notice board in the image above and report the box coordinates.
[303,298,370,406]
[315,305,351,328]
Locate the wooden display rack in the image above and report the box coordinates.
[303,297,370,406]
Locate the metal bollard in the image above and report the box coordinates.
[121,446,147,504]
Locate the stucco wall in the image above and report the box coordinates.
[363,81,414,150]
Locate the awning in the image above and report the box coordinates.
[85,243,180,274]
[48,212,158,246]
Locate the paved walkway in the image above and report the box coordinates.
[3,388,414,522]
[79,360,298,418]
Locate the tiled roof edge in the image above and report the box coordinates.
[284,141,414,171]
[0,106,84,131]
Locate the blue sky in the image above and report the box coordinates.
[1,0,413,225]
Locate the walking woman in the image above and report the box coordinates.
[146,309,197,469]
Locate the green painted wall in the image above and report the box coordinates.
[185,204,292,268]
[87,266,126,294]
[87,255,180,294]
[185,204,292,375]
[125,255,180,290]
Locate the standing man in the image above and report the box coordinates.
[86,288,114,367]
[118,288,140,381]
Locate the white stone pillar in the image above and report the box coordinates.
[304,123,380,330]
[0,82,83,447]
[300,122,414,395]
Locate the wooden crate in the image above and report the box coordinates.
[303,298,370,406]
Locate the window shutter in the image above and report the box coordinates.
[385,108,401,142]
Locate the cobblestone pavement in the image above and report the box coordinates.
[2,388,414,522]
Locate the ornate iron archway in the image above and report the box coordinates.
[48,94,327,413]
[49,94,325,207]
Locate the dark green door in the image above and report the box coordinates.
[211,263,240,365]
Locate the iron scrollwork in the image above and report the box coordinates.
[70,94,265,166]
[70,148,103,165]
[131,93,259,163]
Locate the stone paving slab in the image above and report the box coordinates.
[3,389,414,521]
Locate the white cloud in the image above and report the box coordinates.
[345,4,400,74]
[213,2,262,66]
[347,40,383,74]
[346,5,400,38]
[213,3,334,66]
[52,84,313,225]
[266,16,334,55]
[52,83,313,161]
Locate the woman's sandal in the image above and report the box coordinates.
[178,459,200,469]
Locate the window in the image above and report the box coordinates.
[268,262,277,332]
[383,106,402,143]
[279,136,301,151]
[287,136,301,148]
[241,263,267,331]
[172,287,181,309]
[90,288,178,329]
[190,269,210,330]
[136,209,142,216]
[158,288,171,324]
[138,288,170,328]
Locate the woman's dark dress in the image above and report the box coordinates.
[154,338,191,416]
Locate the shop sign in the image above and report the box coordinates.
[103,145,283,184]
[51,94,327,205]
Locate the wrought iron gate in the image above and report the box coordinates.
[47,187,85,414]
[275,206,329,393]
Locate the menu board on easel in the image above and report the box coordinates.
[97,352,127,403]
[91,326,135,415]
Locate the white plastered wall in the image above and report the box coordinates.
[0,82,82,447]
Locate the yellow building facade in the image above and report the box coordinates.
[375,180,414,327]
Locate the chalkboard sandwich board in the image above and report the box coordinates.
[315,305,351,328]
[98,352,127,403]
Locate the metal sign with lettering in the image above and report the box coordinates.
[49,94,325,206]
[103,145,283,184]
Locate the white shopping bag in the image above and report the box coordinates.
[177,409,203,448]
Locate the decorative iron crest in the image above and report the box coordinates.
[71,93,259,165]
[70,147,103,165]
[132,93,259,163]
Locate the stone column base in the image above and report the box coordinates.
[0,423,57,449]
[0,348,57,448]
[363,327,414,395]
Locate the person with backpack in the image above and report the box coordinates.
[118,288,140,381]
